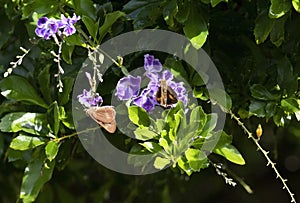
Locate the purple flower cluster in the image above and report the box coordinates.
[115,54,188,112]
[35,13,80,40]
[77,89,103,108]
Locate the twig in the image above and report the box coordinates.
[228,110,296,203]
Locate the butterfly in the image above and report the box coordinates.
[86,106,116,133]
[156,79,178,108]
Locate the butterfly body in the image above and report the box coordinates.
[156,79,178,108]
[86,106,116,133]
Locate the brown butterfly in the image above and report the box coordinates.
[86,106,116,133]
[156,79,178,108]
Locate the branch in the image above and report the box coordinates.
[228,110,296,203]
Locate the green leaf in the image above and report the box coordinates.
[276,57,297,95]
[159,137,170,153]
[58,77,74,106]
[140,142,162,153]
[254,11,275,44]
[269,0,291,19]
[128,106,151,127]
[20,155,55,203]
[266,102,277,119]
[270,15,288,47]
[61,43,74,64]
[292,0,300,12]
[134,127,158,141]
[249,100,266,117]
[123,0,161,29]
[281,98,300,113]
[82,15,99,39]
[214,145,245,165]
[250,84,280,101]
[0,75,48,108]
[10,135,46,151]
[72,0,97,20]
[209,88,232,111]
[0,112,51,136]
[211,0,228,7]
[21,0,59,19]
[45,142,59,161]
[64,34,85,47]
[163,0,178,27]
[175,0,190,23]
[185,148,208,171]
[183,6,208,49]
[99,11,125,42]
[200,113,218,137]
[154,157,171,169]
[38,66,51,104]
[47,102,60,137]
[164,57,188,81]
[213,131,245,165]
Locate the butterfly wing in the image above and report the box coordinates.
[166,86,178,105]
[156,79,178,108]
[86,106,116,133]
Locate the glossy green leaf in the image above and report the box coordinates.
[292,0,300,12]
[0,75,48,108]
[163,0,178,27]
[183,6,208,49]
[0,112,51,136]
[134,127,158,141]
[266,102,277,119]
[269,0,291,19]
[38,66,51,104]
[61,44,74,65]
[47,102,60,137]
[72,0,97,20]
[123,0,161,29]
[211,0,228,7]
[213,131,245,165]
[128,106,151,127]
[254,11,275,44]
[10,135,46,151]
[209,88,232,111]
[20,156,55,203]
[45,142,59,161]
[58,77,74,106]
[185,148,208,171]
[250,84,280,101]
[64,34,85,47]
[99,11,125,42]
[276,57,298,95]
[214,145,245,165]
[270,15,288,47]
[281,98,300,113]
[200,113,218,137]
[175,0,190,23]
[249,100,266,117]
[21,0,59,19]
[82,15,99,39]
[154,157,170,170]
[164,57,188,81]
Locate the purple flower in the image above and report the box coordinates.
[115,75,141,100]
[77,89,103,108]
[35,17,58,40]
[144,54,162,79]
[58,13,81,36]
[35,13,80,39]
[133,88,157,112]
